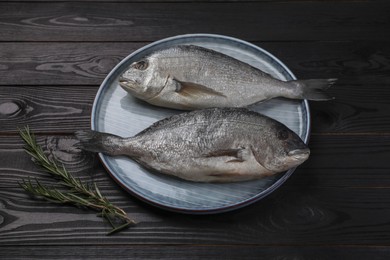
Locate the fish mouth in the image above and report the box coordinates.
[288,148,310,161]
[118,77,136,89]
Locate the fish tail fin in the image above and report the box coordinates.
[291,78,337,101]
[74,130,126,156]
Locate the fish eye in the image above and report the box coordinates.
[132,60,149,70]
[277,129,289,140]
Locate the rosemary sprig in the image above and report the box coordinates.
[18,126,136,235]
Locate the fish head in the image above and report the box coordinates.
[256,124,310,173]
[119,57,166,100]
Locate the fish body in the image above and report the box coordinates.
[76,108,309,183]
[119,45,335,110]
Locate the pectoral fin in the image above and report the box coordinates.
[199,146,272,182]
[174,79,226,98]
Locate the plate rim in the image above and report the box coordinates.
[91,33,311,214]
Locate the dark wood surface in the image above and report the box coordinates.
[1,0,390,259]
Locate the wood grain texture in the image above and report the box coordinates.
[2,135,390,189]
[1,41,390,86]
[2,178,390,245]
[295,135,390,187]
[0,0,389,257]
[1,41,390,134]
[1,84,390,134]
[0,2,389,42]
[0,86,95,133]
[2,245,390,260]
[1,135,390,245]
[0,43,144,85]
[263,41,390,85]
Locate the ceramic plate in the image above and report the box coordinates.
[91,34,310,214]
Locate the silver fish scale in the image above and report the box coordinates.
[128,108,282,168]
[147,45,284,106]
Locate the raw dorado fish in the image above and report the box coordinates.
[119,45,336,110]
[76,108,310,183]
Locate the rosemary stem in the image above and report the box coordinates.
[18,126,136,235]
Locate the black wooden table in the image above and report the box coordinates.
[1,1,390,259]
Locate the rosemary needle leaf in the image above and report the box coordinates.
[107,222,133,236]
[18,126,136,235]
[94,183,103,199]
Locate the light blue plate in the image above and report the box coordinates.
[92,34,310,214]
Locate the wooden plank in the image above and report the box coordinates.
[1,41,390,86]
[0,86,95,133]
[1,135,390,245]
[1,40,390,134]
[2,245,390,259]
[0,43,145,86]
[293,135,390,187]
[310,96,390,133]
[0,2,389,42]
[1,83,390,134]
[1,135,389,189]
[2,179,390,245]
[262,41,390,85]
